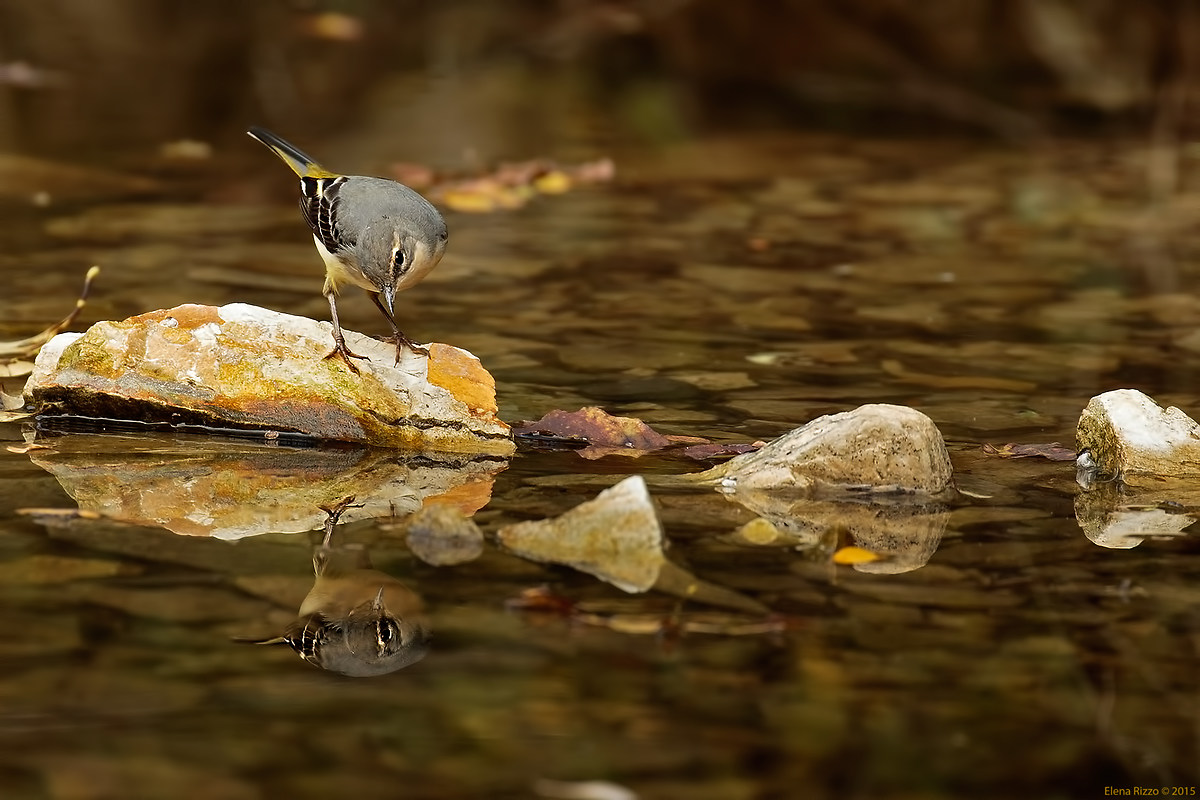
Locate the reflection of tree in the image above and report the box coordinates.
[240,497,430,678]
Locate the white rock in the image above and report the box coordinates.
[24,303,513,455]
[1076,388,1200,478]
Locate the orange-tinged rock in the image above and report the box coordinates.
[25,303,513,455]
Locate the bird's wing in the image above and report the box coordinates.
[300,175,355,256]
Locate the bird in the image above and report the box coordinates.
[237,497,430,677]
[247,126,447,369]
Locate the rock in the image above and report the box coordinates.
[404,504,485,566]
[24,303,513,455]
[1076,389,1200,480]
[497,476,767,611]
[29,435,504,539]
[695,403,954,496]
[496,475,665,592]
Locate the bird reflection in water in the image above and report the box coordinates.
[240,496,430,677]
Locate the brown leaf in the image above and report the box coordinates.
[396,156,613,215]
[679,442,763,460]
[982,442,1076,461]
[505,586,576,615]
[514,406,672,458]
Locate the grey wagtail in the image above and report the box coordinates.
[247,127,447,368]
[239,497,430,677]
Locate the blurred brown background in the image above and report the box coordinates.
[0,0,1194,165]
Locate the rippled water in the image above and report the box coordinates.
[2,125,1199,799]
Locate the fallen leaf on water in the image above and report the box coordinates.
[506,585,578,615]
[832,545,882,565]
[881,358,1036,393]
[514,407,672,459]
[396,156,614,214]
[532,169,572,194]
[981,442,1076,461]
[5,443,51,454]
[679,441,764,460]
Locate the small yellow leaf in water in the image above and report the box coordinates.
[441,189,498,214]
[533,169,572,195]
[833,546,881,565]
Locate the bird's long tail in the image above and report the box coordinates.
[247,126,336,179]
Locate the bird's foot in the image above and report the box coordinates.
[385,332,430,363]
[323,339,371,373]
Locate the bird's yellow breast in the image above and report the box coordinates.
[313,235,378,295]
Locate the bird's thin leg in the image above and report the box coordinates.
[323,291,370,371]
[368,291,429,362]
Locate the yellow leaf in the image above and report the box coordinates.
[533,170,572,194]
[441,190,498,214]
[833,546,881,565]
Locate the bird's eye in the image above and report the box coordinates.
[377,620,394,646]
[391,248,405,269]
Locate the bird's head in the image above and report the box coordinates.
[358,216,448,313]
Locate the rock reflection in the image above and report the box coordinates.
[241,497,430,677]
[1074,481,1198,549]
[724,488,950,573]
[28,434,504,538]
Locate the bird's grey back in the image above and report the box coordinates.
[337,176,446,242]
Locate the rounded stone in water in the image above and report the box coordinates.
[405,505,485,566]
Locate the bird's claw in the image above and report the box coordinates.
[386,333,430,363]
[324,339,371,373]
